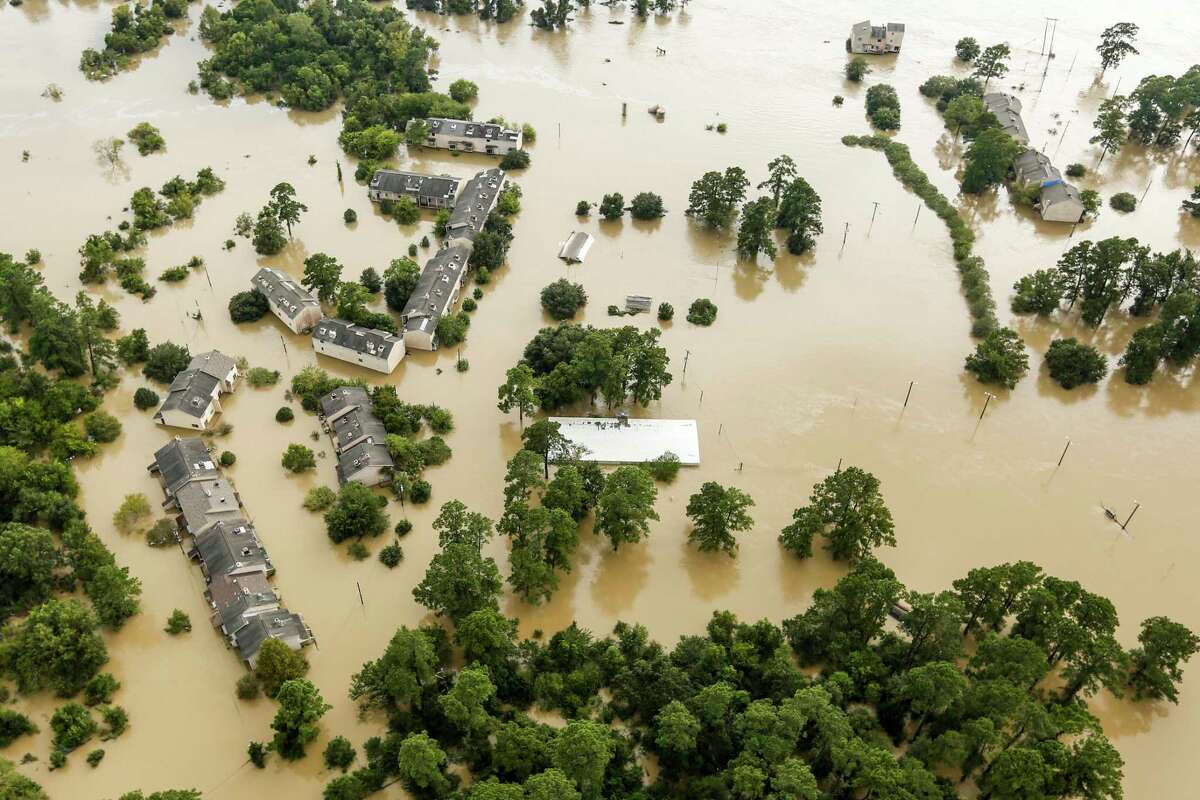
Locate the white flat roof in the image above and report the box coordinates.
[549,417,700,465]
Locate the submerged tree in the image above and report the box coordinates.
[779,466,895,562]
[1096,23,1139,76]
[686,482,755,556]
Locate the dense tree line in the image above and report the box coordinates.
[79,0,185,81]
[498,324,672,413]
[325,541,1195,800]
[198,0,471,157]
[1011,239,1200,385]
[407,0,523,23]
[1088,66,1200,160]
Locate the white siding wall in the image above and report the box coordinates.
[313,339,404,374]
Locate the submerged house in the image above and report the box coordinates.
[252,267,323,334]
[319,386,374,426]
[558,231,595,264]
[153,351,239,431]
[1037,181,1086,223]
[318,387,394,487]
[415,117,522,156]
[401,245,471,351]
[848,20,905,54]
[368,170,460,208]
[982,93,1029,145]
[312,318,405,374]
[146,435,315,668]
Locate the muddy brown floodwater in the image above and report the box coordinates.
[2,0,1199,797]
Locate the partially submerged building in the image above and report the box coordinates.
[318,387,395,487]
[558,231,594,264]
[446,168,505,246]
[312,318,405,374]
[1037,181,1086,223]
[401,245,471,351]
[549,416,701,466]
[415,117,522,156]
[146,436,313,668]
[252,267,323,334]
[368,170,460,208]
[153,350,239,431]
[848,20,905,54]
[982,93,1029,145]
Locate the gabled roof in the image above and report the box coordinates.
[194,517,270,577]
[188,351,237,381]
[332,406,388,453]
[150,437,218,496]
[446,169,505,241]
[233,609,311,664]
[336,438,394,484]
[175,477,242,532]
[402,245,471,331]
[313,318,402,360]
[252,268,321,320]
[427,117,520,144]
[319,386,373,420]
[1013,149,1059,185]
[156,369,220,419]
[209,573,280,635]
[1041,181,1084,207]
[370,170,460,202]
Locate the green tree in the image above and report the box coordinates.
[595,465,659,550]
[384,257,422,311]
[655,700,700,757]
[685,482,755,556]
[778,466,895,562]
[758,155,797,204]
[525,769,581,800]
[783,557,904,665]
[142,342,190,383]
[228,290,270,323]
[1010,269,1064,315]
[962,127,1022,193]
[0,523,58,621]
[432,499,494,549]
[397,733,451,795]
[255,638,310,697]
[281,444,316,473]
[252,207,287,255]
[1,598,108,696]
[50,702,96,752]
[324,483,389,543]
[952,561,1044,635]
[302,253,343,304]
[775,176,823,254]
[955,37,981,62]
[629,192,665,220]
[1090,97,1129,165]
[845,56,870,82]
[270,182,308,238]
[1096,22,1139,76]
[439,664,496,738]
[964,327,1029,388]
[598,193,625,221]
[893,661,968,740]
[1044,338,1107,389]
[498,364,538,428]
[449,78,478,102]
[552,720,614,799]
[271,679,331,760]
[687,167,750,229]
[972,43,1011,90]
[540,279,588,320]
[349,626,439,713]
[1126,616,1200,703]
[736,198,778,261]
[1119,324,1164,384]
[413,542,502,620]
[455,608,518,669]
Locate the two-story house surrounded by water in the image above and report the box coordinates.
[367,170,461,208]
[848,20,905,54]
[252,267,323,334]
[312,318,405,374]
[153,350,240,431]
[413,117,522,156]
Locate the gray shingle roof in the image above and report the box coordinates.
[446,169,505,241]
[1013,149,1059,185]
[336,439,394,484]
[194,517,271,578]
[175,477,243,533]
[402,244,471,333]
[188,351,237,382]
[233,609,311,664]
[210,573,280,635]
[319,386,372,420]
[332,406,388,453]
[313,318,402,359]
[150,437,218,497]
[253,268,321,320]
[156,369,220,419]
[427,118,520,144]
[370,170,460,203]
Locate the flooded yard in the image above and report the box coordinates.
[1,0,1198,796]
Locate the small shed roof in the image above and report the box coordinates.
[558,231,595,263]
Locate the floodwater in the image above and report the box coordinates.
[2,0,1199,796]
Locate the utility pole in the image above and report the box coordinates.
[1121,503,1140,531]
[1041,18,1050,55]
[1140,179,1153,203]
[1047,17,1059,58]
[1057,438,1071,467]
[903,380,915,409]
[357,581,364,607]
[870,201,880,223]
[913,203,921,226]
[280,334,289,367]
[682,349,691,382]
[840,222,849,252]
[978,392,995,421]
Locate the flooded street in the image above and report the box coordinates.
[2,0,1199,796]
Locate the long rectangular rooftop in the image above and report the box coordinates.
[548,417,701,465]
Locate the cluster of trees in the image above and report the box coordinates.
[498,324,672,414]
[253,182,308,256]
[865,84,901,131]
[1012,239,1200,384]
[122,166,225,240]
[585,191,665,222]
[919,75,997,140]
[540,279,587,320]
[79,0,181,80]
[325,542,1195,800]
[1089,65,1200,163]
[691,156,823,261]
[199,0,470,160]
[406,0,524,23]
